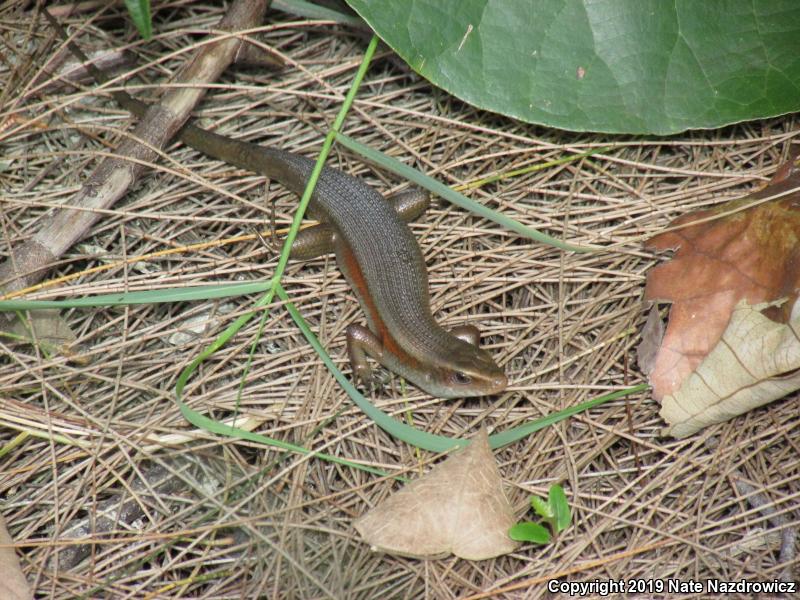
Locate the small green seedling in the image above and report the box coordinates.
[124,0,153,40]
[508,484,571,544]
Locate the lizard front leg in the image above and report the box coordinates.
[345,323,387,392]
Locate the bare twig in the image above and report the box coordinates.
[47,463,182,571]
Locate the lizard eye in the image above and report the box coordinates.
[452,371,472,385]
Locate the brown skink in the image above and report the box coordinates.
[70,51,507,397]
[181,127,508,397]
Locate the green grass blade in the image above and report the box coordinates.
[0,282,271,310]
[334,132,599,253]
[489,383,649,448]
[174,396,389,477]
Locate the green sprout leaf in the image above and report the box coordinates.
[124,0,152,40]
[508,522,551,544]
[530,495,553,521]
[549,484,571,532]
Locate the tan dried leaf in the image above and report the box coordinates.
[354,428,518,560]
[661,300,800,437]
[0,514,32,600]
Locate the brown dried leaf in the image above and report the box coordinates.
[354,428,518,560]
[661,300,800,438]
[0,514,32,600]
[644,155,800,401]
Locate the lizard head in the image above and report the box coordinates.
[424,339,507,398]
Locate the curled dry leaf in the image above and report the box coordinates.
[644,152,800,436]
[0,514,32,600]
[354,428,518,560]
[661,300,800,437]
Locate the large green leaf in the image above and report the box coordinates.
[345,0,800,134]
